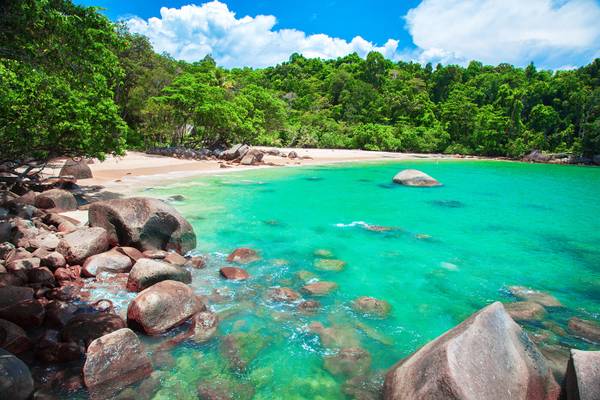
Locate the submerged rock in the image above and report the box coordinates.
[308,322,361,349]
[56,227,109,264]
[568,317,600,343]
[563,349,600,400]
[266,287,301,303]
[301,281,338,296]
[89,197,196,254]
[352,296,392,318]
[392,169,442,187]
[220,331,268,372]
[313,249,334,258]
[508,286,562,307]
[226,247,260,264]
[324,347,372,378]
[126,258,191,292]
[83,328,152,395]
[0,348,34,400]
[127,280,205,335]
[220,266,250,281]
[190,311,219,343]
[298,300,321,313]
[503,301,547,321]
[383,302,559,400]
[314,258,346,271]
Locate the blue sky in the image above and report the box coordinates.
[78,0,600,69]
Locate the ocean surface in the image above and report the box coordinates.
[90,160,600,399]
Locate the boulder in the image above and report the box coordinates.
[383,302,559,400]
[0,348,34,400]
[127,280,205,335]
[28,233,60,251]
[59,158,93,179]
[504,301,547,321]
[219,266,250,281]
[6,257,40,272]
[392,169,442,187]
[508,286,562,307]
[240,149,264,165]
[568,317,600,343]
[301,281,338,296]
[266,287,301,303]
[54,266,81,282]
[352,296,392,318]
[220,331,267,372]
[0,319,30,354]
[45,300,78,328]
[40,251,66,269]
[314,258,346,271]
[0,299,44,330]
[34,189,78,211]
[189,311,219,343]
[298,300,321,313]
[563,349,600,400]
[142,249,168,259]
[226,247,260,264]
[56,227,109,264]
[27,266,55,287]
[324,347,372,378]
[288,151,298,159]
[126,258,192,292]
[221,144,250,160]
[82,249,132,277]
[0,286,33,308]
[164,251,187,266]
[115,246,143,262]
[88,197,196,254]
[60,312,126,348]
[188,256,206,269]
[83,328,152,394]
[35,330,82,363]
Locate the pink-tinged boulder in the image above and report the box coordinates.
[0,318,30,354]
[34,189,78,211]
[563,350,600,400]
[504,301,547,321]
[0,299,45,329]
[28,233,60,251]
[59,158,92,179]
[82,249,132,277]
[352,296,392,318]
[189,311,219,343]
[88,197,196,253]
[392,169,442,187]
[226,247,260,264]
[54,266,82,283]
[126,258,191,292]
[83,328,152,395]
[0,286,34,309]
[188,256,206,269]
[568,317,600,343]
[40,251,66,269]
[0,348,34,400]
[6,257,40,272]
[164,252,187,266]
[127,280,205,335]
[220,266,250,281]
[60,312,126,348]
[142,249,168,259]
[56,227,109,264]
[383,302,559,400]
[115,246,143,262]
[266,287,301,303]
[301,281,338,296]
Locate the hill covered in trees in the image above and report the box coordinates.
[1,0,599,164]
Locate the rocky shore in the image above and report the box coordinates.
[1,168,599,400]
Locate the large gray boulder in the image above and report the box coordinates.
[392,169,442,187]
[34,189,78,211]
[82,249,133,277]
[56,227,109,265]
[126,258,191,292]
[88,197,196,254]
[384,302,559,400]
[59,158,93,179]
[0,348,34,400]
[221,144,249,161]
[563,350,600,400]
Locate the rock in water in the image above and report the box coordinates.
[301,281,338,296]
[82,249,133,277]
[189,311,219,343]
[568,317,600,343]
[127,280,205,335]
[392,169,442,187]
[324,347,372,378]
[60,158,93,179]
[126,258,191,292]
[563,350,600,400]
[220,266,250,280]
[56,227,109,265]
[383,302,559,400]
[60,313,126,348]
[83,328,152,395]
[352,296,392,317]
[226,247,260,264]
[503,301,547,321]
[0,348,34,400]
[34,189,78,211]
[88,197,196,254]
[0,319,30,354]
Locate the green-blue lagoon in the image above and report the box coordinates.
[94,160,600,399]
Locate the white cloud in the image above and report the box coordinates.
[126,1,402,68]
[405,0,600,68]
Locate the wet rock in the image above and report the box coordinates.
[34,189,78,211]
[126,258,192,292]
[115,246,143,262]
[6,257,40,272]
[36,330,82,363]
[28,233,60,251]
[164,251,187,266]
[383,302,559,400]
[188,256,206,269]
[220,331,267,372]
[538,343,570,382]
[324,347,372,378]
[27,266,56,287]
[298,300,321,313]
[220,266,250,281]
[314,258,346,271]
[308,322,360,349]
[226,247,260,264]
[88,197,196,254]
[296,270,317,282]
[0,285,34,308]
[59,158,92,179]
[0,348,34,400]
[56,227,109,264]
[142,249,168,259]
[504,301,547,321]
[563,349,600,400]
[46,284,82,301]
[83,328,152,395]
[53,266,81,282]
[44,300,78,329]
[82,249,132,277]
[190,311,219,343]
[127,280,205,335]
[352,296,392,318]
[0,299,45,329]
[392,169,442,187]
[40,251,66,269]
[0,318,30,354]
[314,249,333,258]
[60,312,126,348]
[508,286,562,307]
[568,317,600,343]
[301,281,338,296]
[266,287,301,303]
[0,242,15,260]
[197,378,255,400]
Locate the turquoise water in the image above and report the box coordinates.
[111,161,600,398]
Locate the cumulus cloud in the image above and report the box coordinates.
[405,0,600,68]
[126,1,402,68]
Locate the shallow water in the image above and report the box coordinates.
[90,160,600,399]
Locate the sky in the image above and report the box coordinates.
[78,0,600,70]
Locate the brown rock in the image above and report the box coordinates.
[127,280,205,335]
[126,258,192,292]
[142,249,168,259]
[60,312,126,348]
[36,330,82,363]
[59,158,92,179]
[0,348,34,400]
[298,300,321,313]
[82,249,132,277]
[56,227,109,264]
[115,246,144,262]
[226,247,260,264]
[6,257,40,272]
[314,258,346,271]
[301,281,337,296]
[53,266,81,282]
[188,256,206,269]
[44,300,78,328]
[504,301,547,321]
[352,296,392,317]
[219,266,250,281]
[0,318,30,354]
[34,189,78,211]
[0,286,34,308]
[164,252,187,266]
[508,286,562,307]
[568,317,600,343]
[266,287,301,303]
[0,299,45,329]
[40,251,66,269]
[563,349,600,400]
[88,197,196,253]
[83,328,152,395]
[27,266,56,287]
[189,311,219,343]
[324,347,372,378]
[383,302,559,400]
